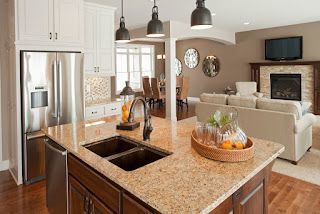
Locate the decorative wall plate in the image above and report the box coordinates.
[184,48,199,69]
[202,56,220,77]
[174,58,182,76]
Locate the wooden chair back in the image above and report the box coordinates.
[176,76,183,87]
[151,78,161,99]
[142,77,153,98]
[178,77,190,100]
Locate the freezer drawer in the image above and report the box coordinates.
[24,132,46,184]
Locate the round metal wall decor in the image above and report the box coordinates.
[184,48,199,69]
[202,56,220,77]
[174,58,182,76]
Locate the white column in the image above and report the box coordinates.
[165,38,177,121]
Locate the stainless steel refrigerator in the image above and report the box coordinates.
[21,51,84,184]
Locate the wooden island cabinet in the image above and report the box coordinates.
[68,153,274,214]
[67,154,157,214]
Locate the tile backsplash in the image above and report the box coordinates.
[85,76,111,105]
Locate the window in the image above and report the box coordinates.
[116,45,155,93]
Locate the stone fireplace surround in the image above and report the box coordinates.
[250,61,320,115]
[260,65,313,110]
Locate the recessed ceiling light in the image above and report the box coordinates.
[243,22,250,25]
[211,12,216,16]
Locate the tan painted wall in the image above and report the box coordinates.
[176,21,320,97]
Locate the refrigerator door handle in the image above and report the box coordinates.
[58,60,62,118]
[52,60,58,118]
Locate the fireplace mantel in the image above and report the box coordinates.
[250,61,320,115]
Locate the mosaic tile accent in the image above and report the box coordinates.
[260,65,314,111]
[85,76,111,106]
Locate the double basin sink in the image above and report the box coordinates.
[84,136,170,171]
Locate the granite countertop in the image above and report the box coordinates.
[86,98,121,107]
[43,116,284,213]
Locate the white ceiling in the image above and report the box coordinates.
[91,0,320,33]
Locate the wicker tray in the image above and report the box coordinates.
[191,130,254,162]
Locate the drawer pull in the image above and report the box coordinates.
[111,108,117,111]
[92,111,98,114]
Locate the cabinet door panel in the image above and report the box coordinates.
[69,175,89,214]
[17,0,53,42]
[96,9,114,75]
[54,0,83,44]
[90,193,114,214]
[123,193,152,214]
[84,6,97,73]
[239,183,264,214]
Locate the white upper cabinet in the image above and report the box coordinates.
[17,0,54,42]
[84,6,97,74]
[54,0,83,44]
[16,0,83,46]
[84,3,115,76]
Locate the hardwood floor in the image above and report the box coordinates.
[1,170,320,213]
[0,171,48,214]
[268,172,320,214]
[148,100,196,121]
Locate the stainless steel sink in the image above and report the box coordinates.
[109,147,168,171]
[84,136,170,171]
[84,136,138,158]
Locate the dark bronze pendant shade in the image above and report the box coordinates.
[146,0,164,37]
[115,0,130,43]
[191,0,213,30]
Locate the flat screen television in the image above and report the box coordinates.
[265,36,303,61]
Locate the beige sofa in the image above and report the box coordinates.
[196,93,317,164]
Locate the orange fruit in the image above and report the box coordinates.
[234,142,244,150]
[122,104,127,112]
[221,141,233,150]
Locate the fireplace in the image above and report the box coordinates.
[270,74,302,101]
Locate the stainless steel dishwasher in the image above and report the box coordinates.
[45,138,68,214]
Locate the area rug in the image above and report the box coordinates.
[272,148,320,186]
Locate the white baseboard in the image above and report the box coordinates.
[0,160,9,171]
[9,167,21,185]
[188,97,200,102]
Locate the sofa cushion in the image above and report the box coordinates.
[257,98,303,119]
[228,95,257,109]
[200,93,228,105]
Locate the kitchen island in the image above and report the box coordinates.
[43,116,284,214]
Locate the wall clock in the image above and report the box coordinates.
[202,56,220,77]
[174,58,182,76]
[184,48,199,69]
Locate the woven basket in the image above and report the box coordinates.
[191,130,254,162]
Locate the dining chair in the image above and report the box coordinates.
[177,76,190,109]
[176,76,183,88]
[151,78,166,108]
[142,77,153,106]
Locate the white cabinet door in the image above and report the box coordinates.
[17,0,54,42]
[54,0,83,45]
[96,9,115,76]
[84,6,97,74]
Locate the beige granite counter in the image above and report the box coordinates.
[43,116,284,213]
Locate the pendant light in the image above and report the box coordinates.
[146,0,164,37]
[191,0,213,30]
[115,0,130,43]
